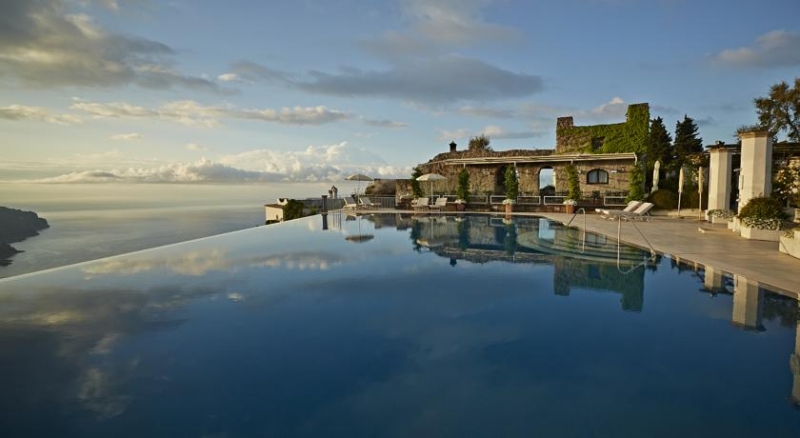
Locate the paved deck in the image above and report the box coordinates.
[535,212,799,296]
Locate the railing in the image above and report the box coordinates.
[543,195,567,205]
[489,195,506,205]
[603,195,627,206]
[517,195,541,205]
[468,195,488,204]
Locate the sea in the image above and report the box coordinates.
[0,183,337,279]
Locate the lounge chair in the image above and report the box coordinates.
[343,196,358,210]
[428,197,448,212]
[601,202,654,221]
[411,197,429,210]
[359,197,378,209]
[596,200,641,216]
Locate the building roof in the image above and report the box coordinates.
[429,152,638,166]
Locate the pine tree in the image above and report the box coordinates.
[645,117,673,188]
[673,115,703,170]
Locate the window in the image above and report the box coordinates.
[587,169,609,184]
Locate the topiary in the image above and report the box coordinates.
[737,196,787,230]
[647,189,678,210]
[457,168,470,201]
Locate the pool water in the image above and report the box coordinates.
[1,213,798,437]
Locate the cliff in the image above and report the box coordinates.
[0,207,49,260]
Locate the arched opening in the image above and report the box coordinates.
[539,166,555,196]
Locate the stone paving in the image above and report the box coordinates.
[534,212,799,296]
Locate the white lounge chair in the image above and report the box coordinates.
[343,196,358,210]
[429,197,448,212]
[596,201,641,217]
[359,197,378,209]
[601,202,654,221]
[411,197,429,210]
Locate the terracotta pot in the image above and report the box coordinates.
[457,203,466,211]
[504,204,513,214]
[565,204,575,214]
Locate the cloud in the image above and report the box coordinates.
[0,104,81,124]
[217,73,241,82]
[400,0,522,46]
[458,106,515,119]
[30,158,274,183]
[0,1,224,92]
[711,30,800,68]
[186,143,209,151]
[293,55,543,104]
[230,1,540,105]
[108,132,142,141]
[588,96,628,119]
[71,98,351,126]
[17,142,412,183]
[439,125,541,141]
[362,119,408,128]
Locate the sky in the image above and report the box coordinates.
[1,0,799,185]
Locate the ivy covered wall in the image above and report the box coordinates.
[556,103,650,155]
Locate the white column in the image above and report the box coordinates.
[732,275,764,330]
[791,303,800,406]
[703,266,724,291]
[738,132,773,213]
[708,145,733,211]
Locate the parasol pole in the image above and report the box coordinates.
[677,167,684,217]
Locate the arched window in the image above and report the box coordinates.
[586,169,609,184]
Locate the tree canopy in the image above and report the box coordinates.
[754,77,800,142]
[672,115,703,170]
[468,135,492,152]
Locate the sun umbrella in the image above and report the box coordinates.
[698,166,704,219]
[345,173,373,196]
[677,167,684,216]
[345,215,374,243]
[416,173,446,197]
[652,160,660,193]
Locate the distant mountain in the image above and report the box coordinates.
[0,207,49,261]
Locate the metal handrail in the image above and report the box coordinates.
[562,207,657,273]
[616,215,657,257]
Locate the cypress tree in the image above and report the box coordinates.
[645,117,673,188]
[673,115,703,170]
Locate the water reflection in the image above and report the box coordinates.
[401,215,651,312]
[0,213,797,435]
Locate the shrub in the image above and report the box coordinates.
[708,209,735,219]
[565,165,580,201]
[505,166,518,200]
[457,168,470,201]
[647,189,678,210]
[627,164,646,202]
[738,197,787,230]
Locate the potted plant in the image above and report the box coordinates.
[565,164,581,214]
[563,198,577,214]
[456,168,469,211]
[737,196,786,241]
[504,166,518,214]
[707,209,735,225]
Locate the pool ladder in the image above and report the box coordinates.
[564,207,657,273]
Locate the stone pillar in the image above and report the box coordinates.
[791,301,800,406]
[708,145,733,211]
[731,275,764,330]
[737,132,773,213]
[703,266,724,292]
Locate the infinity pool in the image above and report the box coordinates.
[1,213,798,437]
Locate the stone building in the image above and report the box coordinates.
[414,103,649,208]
